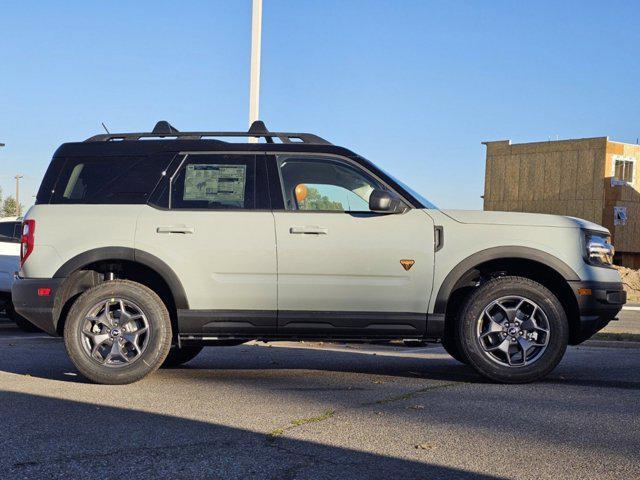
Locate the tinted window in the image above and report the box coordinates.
[51,156,171,204]
[0,222,20,243]
[277,156,384,212]
[171,154,257,210]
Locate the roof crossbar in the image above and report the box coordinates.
[84,120,331,145]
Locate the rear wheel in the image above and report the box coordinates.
[457,276,568,384]
[64,280,172,385]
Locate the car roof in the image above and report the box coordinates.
[53,139,358,158]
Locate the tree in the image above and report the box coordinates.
[2,196,22,217]
[299,187,343,211]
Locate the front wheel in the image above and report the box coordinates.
[441,335,468,364]
[458,276,568,384]
[162,346,203,368]
[64,280,172,385]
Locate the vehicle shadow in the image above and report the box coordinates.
[0,389,503,480]
[0,337,484,385]
[1,336,639,393]
[171,343,640,391]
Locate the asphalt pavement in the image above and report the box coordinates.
[0,320,638,480]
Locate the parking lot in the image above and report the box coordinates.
[1,316,638,480]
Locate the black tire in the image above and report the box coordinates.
[162,346,203,368]
[441,334,468,364]
[64,280,172,385]
[6,301,42,333]
[457,276,568,384]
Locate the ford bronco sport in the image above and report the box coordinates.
[12,121,626,384]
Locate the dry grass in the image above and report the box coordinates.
[613,265,640,303]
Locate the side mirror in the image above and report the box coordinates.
[369,189,406,214]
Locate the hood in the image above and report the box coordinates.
[440,210,609,233]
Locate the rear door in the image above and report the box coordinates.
[135,153,277,336]
[271,154,435,337]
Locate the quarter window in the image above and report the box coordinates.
[277,156,385,212]
[51,156,171,204]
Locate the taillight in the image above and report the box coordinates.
[20,219,35,268]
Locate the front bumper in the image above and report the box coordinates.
[568,280,627,344]
[12,277,65,335]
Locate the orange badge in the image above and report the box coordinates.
[400,259,415,271]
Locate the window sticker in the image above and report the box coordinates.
[183,164,246,202]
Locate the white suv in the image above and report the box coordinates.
[0,216,39,331]
[12,121,626,384]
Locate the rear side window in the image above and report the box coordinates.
[50,156,171,204]
[171,154,259,210]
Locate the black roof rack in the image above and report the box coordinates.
[84,120,332,145]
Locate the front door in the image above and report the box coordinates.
[135,153,277,335]
[272,154,435,337]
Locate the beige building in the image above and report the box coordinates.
[483,137,640,268]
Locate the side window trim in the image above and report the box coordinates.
[146,152,183,209]
[265,154,284,210]
[168,154,189,208]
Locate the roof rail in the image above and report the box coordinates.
[84,120,332,145]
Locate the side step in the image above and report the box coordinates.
[178,334,430,346]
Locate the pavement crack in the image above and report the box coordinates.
[363,381,463,406]
[267,409,335,442]
[266,382,465,445]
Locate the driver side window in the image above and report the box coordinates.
[277,156,383,212]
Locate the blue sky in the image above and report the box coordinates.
[1,0,639,210]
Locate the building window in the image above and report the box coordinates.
[614,206,628,226]
[612,155,635,186]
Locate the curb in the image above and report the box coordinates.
[582,339,640,349]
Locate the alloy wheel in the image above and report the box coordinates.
[476,296,550,367]
[80,298,150,367]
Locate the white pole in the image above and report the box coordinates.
[15,174,23,216]
[248,0,262,143]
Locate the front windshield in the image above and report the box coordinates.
[380,168,438,209]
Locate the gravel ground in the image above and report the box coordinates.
[0,323,638,480]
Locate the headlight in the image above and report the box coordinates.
[584,231,614,267]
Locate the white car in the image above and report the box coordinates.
[13,121,626,384]
[0,216,21,293]
[0,216,37,331]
